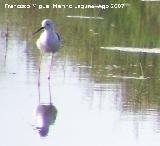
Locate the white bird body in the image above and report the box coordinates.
[37,29,61,53]
[35,19,61,53]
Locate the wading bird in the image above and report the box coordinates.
[33,19,61,86]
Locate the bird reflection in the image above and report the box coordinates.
[35,74,57,137]
[35,104,57,137]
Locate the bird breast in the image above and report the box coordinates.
[37,31,61,53]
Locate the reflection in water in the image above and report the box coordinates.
[4,24,9,61]
[36,68,57,137]
[0,24,9,66]
[101,47,160,54]
[35,104,57,137]
[66,15,104,19]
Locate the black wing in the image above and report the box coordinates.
[56,32,61,41]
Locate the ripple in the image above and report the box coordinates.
[101,47,160,54]
[66,15,104,20]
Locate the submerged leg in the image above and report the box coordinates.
[48,53,54,80]
[38,53,42,104]
[48,77,52,104]
[38,54,42,86]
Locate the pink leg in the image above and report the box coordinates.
[38,66,40,87]
[48,54,54,80]
[48,54,54,104]
[37,54,42,104]
[38,66,41,104]
[48,77,52,104]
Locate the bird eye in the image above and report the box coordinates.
[46,23,50,26]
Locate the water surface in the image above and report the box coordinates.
[1,0,160,146]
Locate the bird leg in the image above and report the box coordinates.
[37,53,42,104]
[38,54,42,87]
[48,76,52,104]
[48,53,54,80]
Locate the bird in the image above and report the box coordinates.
[33,19,61,86]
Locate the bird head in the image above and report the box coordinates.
[33,19,54,35]
[41,19,54,31]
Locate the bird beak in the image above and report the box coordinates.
[33,27,44,35]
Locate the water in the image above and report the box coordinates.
[1,0,160,146]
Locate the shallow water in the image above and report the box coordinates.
[1,1,160,146]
